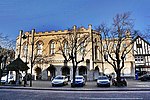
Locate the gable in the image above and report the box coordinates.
[133,35,150,55]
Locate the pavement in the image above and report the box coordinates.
[0,79,150,91]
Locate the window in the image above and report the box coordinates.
[37,42,43,55]
[64,41,68,55]
[135,56,144,61]
[95,46,98,59]
[80,42,84,53]
[23,44,27,56]
[137,44,142,48]
[113,44,117,50]
[50,41,55,55]
[123,43,126,48]
[103,44,107,49]
[104,52,108,61]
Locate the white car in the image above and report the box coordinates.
[97,76,110,87]
[51,75,68,86]
[1,75,15,84]
[71,75,86,87]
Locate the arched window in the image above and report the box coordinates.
[23,44,27,56]
[80,42,84,54]
[95,46,98,60]
[103,44,107,49]
[50,40,55,55]
[64,41,68,55]
[37,41,43,55]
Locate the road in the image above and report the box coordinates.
[0,89,150,100]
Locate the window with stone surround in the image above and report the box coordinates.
[37,41,43,55]
[50,40,55,55]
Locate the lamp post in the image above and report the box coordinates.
[100,34,104,74]
[18,30,23,58]
[30,29,35,87]
[15,30,24,85]
[22,34,29,87]
[18,30,29,85]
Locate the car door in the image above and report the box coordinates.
[64,76,68,84]
[148,75,150,80]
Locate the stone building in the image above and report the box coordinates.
[16,25,135,81]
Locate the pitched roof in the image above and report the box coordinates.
[6,57,29,71]
[133,35,150,46]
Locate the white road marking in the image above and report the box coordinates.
[135,85,150,87]
[80,97,143,100]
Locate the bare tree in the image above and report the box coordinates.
[0,33,15,84]
[97,12,136,86]
[56,26,92,87]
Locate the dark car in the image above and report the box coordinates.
[138,74,150,81]
[112,77,127,86]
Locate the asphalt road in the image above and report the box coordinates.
[31,79,150,88]
[0,89,150,100]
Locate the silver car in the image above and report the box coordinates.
[51,75,68,87]
[97,76,110,87]
[71,76,86,87]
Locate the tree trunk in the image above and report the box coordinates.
[0,69,2,85]
[72,65,77,87]
[116,69,121,86]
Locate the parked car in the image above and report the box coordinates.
[138,74,150,81]
[51,75,68,87]
[97,76,110,87]
[112,77,127,86]
[71,75,86,87]
[1,75,15,84]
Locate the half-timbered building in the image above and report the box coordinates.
[133,35,150,76]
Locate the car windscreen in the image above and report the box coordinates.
[75,77,83,79]
[55,77,64,79]
[98,76,108,80]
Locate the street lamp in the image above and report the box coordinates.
[18,30,29,86]
[18,30,23,58]
[100,34,104,74]
[30,29,35,87]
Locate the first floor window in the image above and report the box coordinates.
[50,41,55,55]
[37,42,43,55]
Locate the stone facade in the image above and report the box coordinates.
[16,25,135,81]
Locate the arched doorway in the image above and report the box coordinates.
[35,67,42,80]
[62,66,70,80]
[47,65,56,80]
[94,66,99,80]
[79,66,87,80]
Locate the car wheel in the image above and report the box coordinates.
[66,82,68,85]
[124,82,127,86]
[52,84,55,87]
[81,83,84,87]
[9,81,11,84]
[71,84,74,87]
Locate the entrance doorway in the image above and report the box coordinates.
[62,66,70,80]
[79,66,87,80]
[47,65,56,80]
[94,66,99,80]
[35,67,42,80]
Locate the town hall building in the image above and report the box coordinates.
[15,25,135,81]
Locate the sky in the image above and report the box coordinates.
[0,0,150,40]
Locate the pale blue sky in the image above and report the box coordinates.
[0,0,150,40]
